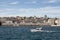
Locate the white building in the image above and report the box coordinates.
[48,18,55,25]
[2,20,13,26]
[55,19,60,25]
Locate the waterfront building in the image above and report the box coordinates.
[13,22,19,26]
[0,18,7,22]
[55,19,60,25]
[2,20,13,26]
[1,15,60,26]
[34,16,37,19]
[48,18,55,25]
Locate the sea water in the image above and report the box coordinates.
[0,26,60,40]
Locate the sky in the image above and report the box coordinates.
[0,0,60,18]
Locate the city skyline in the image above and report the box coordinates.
[0,0,60,18]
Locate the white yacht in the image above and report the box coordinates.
[30,27,43,32]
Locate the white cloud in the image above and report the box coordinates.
[9,1,19,5]
[0,7,60,17]
[0,10,3,11]
[25,1,37,4]
[48,0,56,3]
[42,0,59,4]
[32,1,37,4]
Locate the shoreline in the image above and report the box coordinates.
[0,25,60,27]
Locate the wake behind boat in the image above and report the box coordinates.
[30,27,57,32]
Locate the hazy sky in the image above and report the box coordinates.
[0,0,60,17]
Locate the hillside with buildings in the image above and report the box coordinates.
[0,15,60,26]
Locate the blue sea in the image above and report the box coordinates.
[0,26,60,40]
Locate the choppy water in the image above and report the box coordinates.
[0,26,60,40]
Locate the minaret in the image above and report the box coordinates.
[44,15,47,19]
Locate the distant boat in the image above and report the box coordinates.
[30,27,43,32]
[30,27,56,32]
